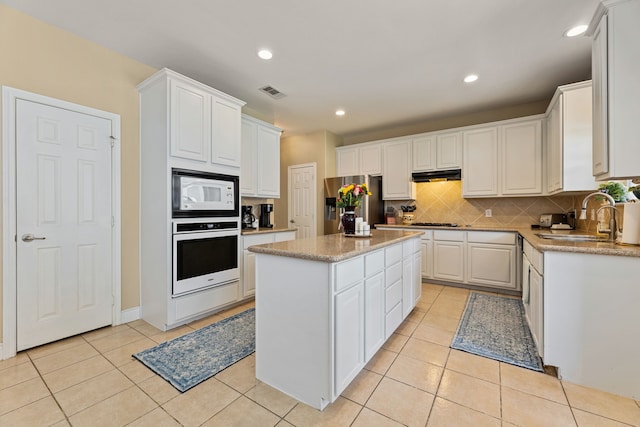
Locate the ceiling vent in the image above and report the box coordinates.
[259,85,286,99]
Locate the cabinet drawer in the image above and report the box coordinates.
[467,231,515,245]
[421,230,433,240]
[403,240,413,257]
[243,233,274,249]
[385,262,402,287]
[385,302,403,338]
[335,257,365,292]
[365,250,385,277]
[433,230,465,241]
[523,239,543,273]
[385,280,402,312]
[385,244,403,266]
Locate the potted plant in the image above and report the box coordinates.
[598,181,628,202]
[337,183,372,234]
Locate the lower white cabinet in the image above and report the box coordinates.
[364,271,385,360]
[467,231,517,290]
[335,281,365,394]
[421,231,433,279]
[242,230,295,297]
[433,230,466,282]
[522,239,544,357]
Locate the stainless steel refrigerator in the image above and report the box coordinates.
[323,175,384,234]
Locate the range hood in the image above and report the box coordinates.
[412,169,461,182]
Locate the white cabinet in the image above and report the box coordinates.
[433,230,466,282]
[545,81,597,194]
[467,231,517,290]
[137,68,245,331]
[241,115,282,197]
[335,281,365,394]
[590,0,640,179]
[364,250,385,360]
[382,139,416,200]
[462,127,499,196]
[242,230,295,297]
[463,117,543,197]
[412,132,461,172]
[336,143,382,177]
[420,230,433,279]
[522,239,543,357]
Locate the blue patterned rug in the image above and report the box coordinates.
[133,308,255,392]
[451,293,543,372]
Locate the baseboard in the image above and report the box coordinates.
[120,306,140,324]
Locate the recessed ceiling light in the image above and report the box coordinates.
[565,24,588,37]
[464,74,478,83]
[258,49,273,60]
[335,110,345,117]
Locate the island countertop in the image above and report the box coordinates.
[247,229,423,263]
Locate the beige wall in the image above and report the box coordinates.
[276,130,342,235]
[0,5,157,339]
[342,100,549,145]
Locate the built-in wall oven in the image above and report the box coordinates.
[172,220,240,296]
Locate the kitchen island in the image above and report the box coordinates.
[248,230,422,410]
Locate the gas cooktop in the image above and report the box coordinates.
[411,222,459,227]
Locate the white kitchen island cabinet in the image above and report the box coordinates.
[249,230,422,410]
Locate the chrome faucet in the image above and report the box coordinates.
[579,192,617,241]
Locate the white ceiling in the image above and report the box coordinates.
[2,0,600,138]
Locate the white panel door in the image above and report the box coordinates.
[16,99,113,351]
[289,163,316,238]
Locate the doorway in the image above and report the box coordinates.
[288,163,317,238]
[2,87,121,358]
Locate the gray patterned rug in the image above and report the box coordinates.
[133,308,255,392]
[451,293,543,372]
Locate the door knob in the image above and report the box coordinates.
[21,233,46,242]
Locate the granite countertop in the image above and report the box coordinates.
[241,227,297,236]
[375,224,640,258]
[247,229,423,263]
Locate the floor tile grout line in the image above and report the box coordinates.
[25,349,72,425]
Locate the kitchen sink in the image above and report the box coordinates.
[534,232,610,242]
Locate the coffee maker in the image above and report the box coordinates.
[259,204,274,228]
[241,205,256,229]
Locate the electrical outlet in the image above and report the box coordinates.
[485,209,492,217]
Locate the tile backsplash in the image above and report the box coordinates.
[385,181,594,229]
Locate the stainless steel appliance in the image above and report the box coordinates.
[172,220,240,296]
[324,175,384,234]
[172,168,239,217]
[242,205,256,229]
[259,203,273,228]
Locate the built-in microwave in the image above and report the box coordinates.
[172,168,239,218]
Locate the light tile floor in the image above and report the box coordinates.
[2,283,639,426]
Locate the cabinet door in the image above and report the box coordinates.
[242,250,256,297]
[433,241,465,282]
[413,251,422,306]
[364,272,385,360]
[529,267,543,357]
[211,96,242,167]
[382,139,415,200]
[467,243,516,290]
[501,120,542,195]
[436,132,462,169]
[170,79,210,162]
[257,126,281,197]
[360,144,382,175]
[241,119,258,196]
[402,257,413,317]
[412,136,436,172]
[522,255,532,326]
[336,147,359,177]
[335,283,365,394]
[462,127,498,196]
[546,98,563,193]
[421,240,433,279]
[592,14,608,177]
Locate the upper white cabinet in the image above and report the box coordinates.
[590,0,640,179]
[382,139,416,200]
[545,81,597,194]
[141,68,245,170]
[241,115,281,197]
[463,117,543,197]
[336,142,382,177]
[412,131,462,172]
